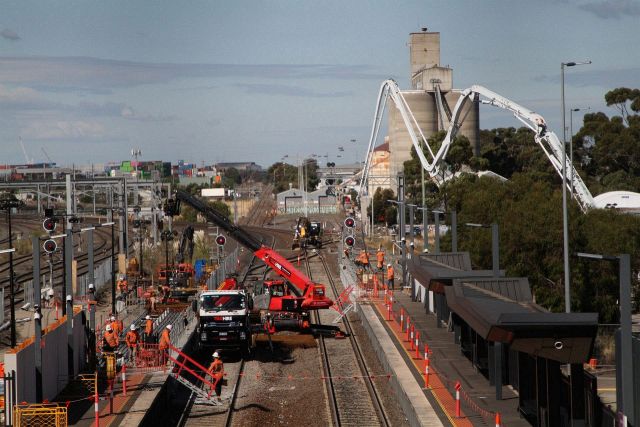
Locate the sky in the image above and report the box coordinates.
[1,0,639,168]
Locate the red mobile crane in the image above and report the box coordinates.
[165,191,341,336]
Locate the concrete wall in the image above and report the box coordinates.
[3,309,87,403]
[388,89,480,190]
[409,32,440,76]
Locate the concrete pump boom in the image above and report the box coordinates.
[362,79,640,212]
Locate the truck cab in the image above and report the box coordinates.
[197,290,251,353]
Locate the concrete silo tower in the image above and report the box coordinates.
[387,29,479,185]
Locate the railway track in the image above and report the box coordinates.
[178,195,275,427]
[304,246,389,427]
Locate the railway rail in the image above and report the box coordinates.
[304,245,390,427]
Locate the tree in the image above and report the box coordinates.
[222,167,242,187]
[604,87,640,125]
[366,187,397,225]
[266,162,299,193]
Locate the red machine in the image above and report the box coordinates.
[166,190,341,336]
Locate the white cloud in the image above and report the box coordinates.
[22,120,106,140]
[0,84,43,105]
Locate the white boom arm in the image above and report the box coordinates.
[361,80,597,211]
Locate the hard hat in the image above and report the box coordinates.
[110,316,115,321]
[387,263,391,267]
[106,324,112,332]
[166,324,172,330]
[130,324,136,330]
[213,351,220,358]
[145,315,151,320]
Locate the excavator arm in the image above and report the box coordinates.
[166,190,333,310]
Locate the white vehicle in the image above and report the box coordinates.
[197,289,252,354]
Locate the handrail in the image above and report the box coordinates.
[168,352,219,398]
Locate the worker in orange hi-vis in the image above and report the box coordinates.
[386,263,395,291]
[102,324,119,353]
[207,351,224,402]
[144,315,154,343]
[110,315,123,337]
[125,324,140,365]
[376,248,385,271]
[159,324,172,365]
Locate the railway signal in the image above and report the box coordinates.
[42,239,57,254]
[344,217,355,228]
[215,235,226,247]
[344,236,355,247]
[42,217,56,233]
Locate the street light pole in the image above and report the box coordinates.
[561,60,591,313]
[105,220,116,315]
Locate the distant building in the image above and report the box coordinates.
[215,162,262,173]
[276,188,337,214]
[364,139,391,196]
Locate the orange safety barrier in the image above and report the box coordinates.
[135,343,163,368]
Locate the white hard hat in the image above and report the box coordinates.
[130,324,136,330]
[213,351,220,358]
[145,315,151,320]
[166,324,172,330]
[106,324,112,332]
[387,263,391,267]
[110,316,115,321]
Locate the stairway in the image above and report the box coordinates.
[168,344,222,405]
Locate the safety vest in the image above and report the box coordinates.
[104,331,118,348]
[159,329,171,350]
[111,320,123,336]
[387,266,394,280]
[376,251,384,266]
[145,319,153,335]
[125,330,139,347]
[209,359,224,380]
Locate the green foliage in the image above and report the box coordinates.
[366,187,397,225]
[222,167,242,188]
[208,200,231,219]
[265,159,319,194]
[401,86,640,321]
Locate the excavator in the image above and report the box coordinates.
[155,225,198,301]
[164,190,344,337]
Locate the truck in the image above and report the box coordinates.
[196,289,252,354]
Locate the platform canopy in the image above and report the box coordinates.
[445,278,598,363]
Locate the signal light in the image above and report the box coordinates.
[215,235,226,246]
[344,236,355,247]
[344,217,355,228]
[43,217,56,233]
[43,239,57,254]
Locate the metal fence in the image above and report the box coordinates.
[277,206,337,214]
[206,248,239,290]
[19,257,113,314]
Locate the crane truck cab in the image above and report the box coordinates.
[197,289,252,354]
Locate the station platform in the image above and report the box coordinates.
[386,290,524,426]
[345,260,525,426]
[60,312,197,426]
